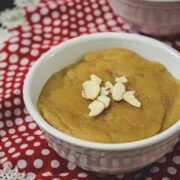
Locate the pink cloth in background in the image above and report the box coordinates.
[0,0,180,179]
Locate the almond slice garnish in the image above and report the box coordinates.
[90,74,102,84]
[88,100,105,116]
[82,80,100,100]
[100,87,109,96]
[105,81,113,93]
[123,91,141,108]
[83,74,141,117]
[115,76,128,83]
[97,95,110,108]
[112,82,125,101]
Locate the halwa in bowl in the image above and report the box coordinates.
[23,33,180,173]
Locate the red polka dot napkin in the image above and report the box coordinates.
[0,0,180,179]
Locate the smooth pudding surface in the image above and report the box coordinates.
[37,48,180,143]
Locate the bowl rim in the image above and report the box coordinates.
[23,32,180,151]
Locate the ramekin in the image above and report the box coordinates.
[23,33,180,174]
[108,0,180,36]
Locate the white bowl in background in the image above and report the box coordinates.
[108,0,180,36]
[23,33,180,174]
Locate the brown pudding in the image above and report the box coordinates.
[37,48,180,143]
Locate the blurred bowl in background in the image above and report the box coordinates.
[108,0,180,36]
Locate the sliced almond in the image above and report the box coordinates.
[123,91,141,108]
[100,87,109,96]
[90,74,102,84]
[88,100,105,116]
[82,80,100,100]
[116,76,128,83]
[105,81,113,93]
[97,95,110,108]
[112,82,125,101]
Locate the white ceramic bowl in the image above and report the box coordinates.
[23,33,180,174]
[108,0,180,36]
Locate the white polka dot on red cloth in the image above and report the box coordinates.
[34,141,41,147]
[31,13,41,23]
[8,147,16,153]
[22,32,32,38]
[4,141,12,147]
[52,11,60,18]
[8,44,19,52]
[0,70,5,75]
[0,52,8,61]
[8,128,16,134]
[59,172,69,177]
[34,130,42,135]
[1,157,8,163]
[15,117,23,125]
[26,136,35,141]
[12,152,20,158]
[67,162,76,170]
[4,101,12,107]
[53,28,61,34]
[9,37,20,43]
[9,65,18,70]
[13,89,21,95]
[28,122,37,129]
[20,47,29,54]
[41,149,50,155]
[6,120,13,127]
[16,72,23,77]
[21,25,31,32]
[11,135,18,138]
[172,156,180,164]
[21,39,31,46]
[77,173,88,178]
[20,143,28,149]
[40,7,49,15]
[42,171,52,176]
[33,35,42,42]
[26,149,34,156]
[26,172,36,180]
[51,160,60,168]
[4,110,12,118]
[30,49,39,56]
[0,151,5,157]
[14,108,22,116]
[53,19,61,26]
[43,17,52,25]
[22,132,29,136]
[150,166,160,173]
[34,159,43,168]
[15,138,22,143]
[158,156,167,163]
[167,167,177,175]
[9,54,19,63]
[2,137,8,142]
[17,159,27,169]
[0,130,6,136]
[18,125,26,132]
[0,62,8,68]
[0,121,4,128]
[14,83,20,88]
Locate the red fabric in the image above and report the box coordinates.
[0,0,180,179]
